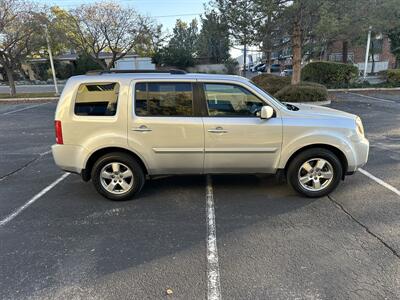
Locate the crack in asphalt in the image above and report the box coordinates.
[328,194,400,260]
[0,151,51,182]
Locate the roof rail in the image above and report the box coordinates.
[86,69,187,75]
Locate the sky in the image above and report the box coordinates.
[47,0,207,32]
[46,0,248,59]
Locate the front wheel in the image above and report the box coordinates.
[287,148,343,198]
[91,152,145,201]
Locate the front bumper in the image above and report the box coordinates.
[348,137,369,172]
[52,144,88,174]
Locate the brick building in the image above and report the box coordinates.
[326,36,397,72]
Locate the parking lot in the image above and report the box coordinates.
[0,91,399,299]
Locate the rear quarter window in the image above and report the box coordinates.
[74,82,119,116]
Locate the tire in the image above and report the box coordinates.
[287,148,343,198]
[91,152,145,201]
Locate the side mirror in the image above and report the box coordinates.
[260,106,274,119]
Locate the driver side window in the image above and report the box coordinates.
[204,83,264,117]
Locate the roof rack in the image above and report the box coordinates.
[86,69,187,75]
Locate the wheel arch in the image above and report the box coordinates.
[283,144,348,179]
[82,147,148,181]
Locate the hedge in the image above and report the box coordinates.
[387,69,400,84]
[274,84,328,103]
[252,73,291,94]
[301,61,358,87]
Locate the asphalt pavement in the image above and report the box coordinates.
[0,91,399,299]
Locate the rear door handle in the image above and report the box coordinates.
[133,125,152,132]
[208,127,228,134]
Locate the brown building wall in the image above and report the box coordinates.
[326,37,396,68]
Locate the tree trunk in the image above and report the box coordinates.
[370,40,375,74]
[4,65,16,97]
[266,50,271,73]
[242,44,247,77]
[342,40,348,63]
[291,21,302,85]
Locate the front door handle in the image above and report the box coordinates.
[208,127,228,134]
[133,125,152,132]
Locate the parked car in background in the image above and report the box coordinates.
[270,64,281,73]
[283,65,293,76]
[52,70,369,201]
[251,62,264,72]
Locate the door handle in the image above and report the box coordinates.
[208,127,228,134]
[133,125,152,132]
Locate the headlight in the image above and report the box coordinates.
[355,117,364,137]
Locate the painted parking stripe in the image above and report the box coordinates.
[2,102,50,115]
[206,175,221,300]
[359,168,400,197]
[348,92,396,104]
[0,173,69,226]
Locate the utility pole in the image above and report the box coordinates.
[363,26,372,79]
[44,26,59,96]
[243,43,247,77]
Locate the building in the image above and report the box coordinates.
[326,36,396,73]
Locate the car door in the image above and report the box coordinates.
[201,82,282,173]
[128,80,204,175]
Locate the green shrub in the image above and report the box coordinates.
[74,54,103,75]
[387,69,400,84]
[30,62,50,81]
[252,73,291,94]
[274,84,328,102]
[55,62,75,79]
[223,58,239,75]
[301,61,358,88]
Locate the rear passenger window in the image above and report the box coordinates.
[74,83,119,116]
[135,82,193,116]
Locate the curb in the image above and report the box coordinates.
[328,87,400,92]
[0,97,59,104]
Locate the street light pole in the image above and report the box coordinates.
[44,26,59,96]
[363,26,372,79]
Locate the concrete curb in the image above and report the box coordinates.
[0,97,59,104]
[328,87,400,92]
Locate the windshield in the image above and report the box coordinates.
[248,80,288,109]
[248,80,300,111]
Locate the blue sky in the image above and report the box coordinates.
[47,0,207,32]
[47,0,247,58]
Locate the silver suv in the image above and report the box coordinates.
[52,70,369,201]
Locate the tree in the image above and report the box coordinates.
[215,0,262,73]
[0,0,44,96]
[52,1,159,70]
[254,0,286,73]
[275,0,321,84]
[315,0,400,66]
[156,19,198,68]
[388,28,400,68]
[197,10,230,64]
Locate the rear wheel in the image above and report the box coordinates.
[287,148,342,198]
[91,152,145,201]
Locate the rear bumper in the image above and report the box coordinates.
[52,144,88,174]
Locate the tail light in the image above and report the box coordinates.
[55,120,63,144]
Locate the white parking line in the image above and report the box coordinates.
[206,174,221,300]
[2,102,50,115]
[348,92,396,104]
[359,168,400,197]
[0,173,69,226]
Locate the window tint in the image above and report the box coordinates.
[74,82,119,116]
[204,84,264,117]
[135,82,193,116]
